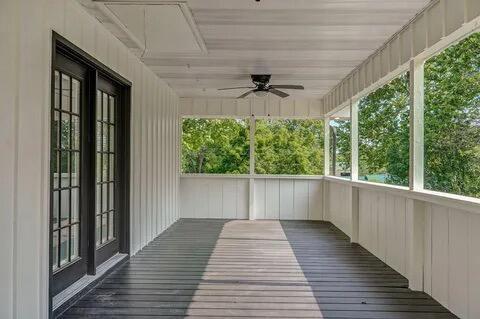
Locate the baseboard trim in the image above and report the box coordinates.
[52,253,128,318]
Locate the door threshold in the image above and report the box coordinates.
[52,253,128,318]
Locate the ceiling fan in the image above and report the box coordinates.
[218,74,304,99]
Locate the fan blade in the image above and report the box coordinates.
[270,84,304,90]
[269,88,289,98]
[218,86,255,91]
[237,90,255,99]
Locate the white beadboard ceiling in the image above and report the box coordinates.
[82,0,431,99]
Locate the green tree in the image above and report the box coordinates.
[424,32,480,197]
[255,119,324,175]
[330,119,351,176]
[182,118,250,174]
[358,73,410,186]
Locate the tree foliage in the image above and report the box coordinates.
[329,119,351,176]
[255,119,324,175]
[181,118,324,175]
[181,118,250,174]
[424,32,480,197]
[358,73,410,186]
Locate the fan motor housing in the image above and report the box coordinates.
[251,74,271,87]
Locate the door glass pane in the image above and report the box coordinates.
[109,96,115,123]
[109,154,115,180]
[60,112,71,150]
[102,214,108,243]
[53,190,59,229]
[54,71,60,109]
[96,215,101,246]
[61,74,70,111]
[97,90,102,119]
[71,188,79,223]
[60,189,70,227]
[60,151,70,188]
[71,224,79,260]
[71,78,80,114]
[52,230,59,271]
[109,182,114,210]
[96,153,102,182]
[102,154,108,182]
[102,93,108,122]
[108,211,114,240]
[72,115,80,151]
[71,152,80,187]
[102,123,108,151]
[109,125,115,152]
[59,227,69,266]
[96,184,101,214]
[102,183,108,212]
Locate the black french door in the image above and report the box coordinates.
[51,54,89,295]
[50,33,131,299]
[95,76,121,266]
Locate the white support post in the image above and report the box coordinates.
[406,198,425,291]
[323,117,330,221]
[409,59,425,191]
[350,99,359,181]
[324,116,330,176]
[350,186,359,243]
[248,116,256,220]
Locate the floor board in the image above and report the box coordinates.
[60,219,457,318]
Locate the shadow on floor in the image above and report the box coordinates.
[59,218,229,318]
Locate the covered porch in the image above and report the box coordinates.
[1,0,480,319]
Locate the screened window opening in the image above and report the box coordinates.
[358,73,410,186]
[255,119,324,175]
[424,32,480,198]
[52,70,81,271]
[181,118,250,174]
[329,113,351,178]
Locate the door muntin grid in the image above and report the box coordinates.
[52,70,81,272]
[96,90,116,247]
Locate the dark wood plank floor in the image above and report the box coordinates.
[60,219,457,318]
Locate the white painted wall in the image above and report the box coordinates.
[181,97,324,118]
[324,178,480,319]
[180,176,249,219]
[0,1,180,318]
[180,176,323,220]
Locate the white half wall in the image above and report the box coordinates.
[180,176,323,220]
[0,1,180,318]
[324,177,480,319]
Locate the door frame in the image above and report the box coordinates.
[49,31,131,317]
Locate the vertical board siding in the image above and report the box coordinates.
[180,177,249,219]
[0,1,180,318]
[325,180,480,319]
[358,188,408,277]
[424,204,480,318]
[180,97,324,118]
[327,181,351,236]
[180,177,322,220]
